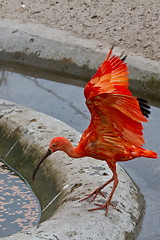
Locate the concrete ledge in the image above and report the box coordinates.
[0,99,145,240]
[0,19,160,101]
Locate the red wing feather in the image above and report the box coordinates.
[84,48,147,149]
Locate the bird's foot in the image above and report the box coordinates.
[80,187,106,204]
[88,202,116,216]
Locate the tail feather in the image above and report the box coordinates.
[140,149,157,159]
[133,148,157,159]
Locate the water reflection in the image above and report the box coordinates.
[0,71,7,86]
[0,69,89,133]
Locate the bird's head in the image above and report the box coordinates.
[32,137,66,183]
[49,137,65,153]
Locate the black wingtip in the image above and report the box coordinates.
[121,55,127,62]
[119,52,127,62]
[137,98,151,118]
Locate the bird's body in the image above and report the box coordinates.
[33,47,157,215]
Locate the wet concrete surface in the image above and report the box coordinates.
[0,67,159,239]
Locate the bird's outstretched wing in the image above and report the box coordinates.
[84,48,148,149]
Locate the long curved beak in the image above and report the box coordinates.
[32,148,52,183]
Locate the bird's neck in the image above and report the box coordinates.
[62,138,85,158]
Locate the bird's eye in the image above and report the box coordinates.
[52,144,56,147]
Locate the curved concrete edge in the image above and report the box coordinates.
[0,99,145,240]
[0,19,160,101]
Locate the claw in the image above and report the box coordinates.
[80,187,106,203]
[88,201,115,216]
[80,163,119,216]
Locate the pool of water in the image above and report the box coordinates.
[0,122,61,237]
[0,136,41,237]
[0,63,159,239]
[0,161,40,237]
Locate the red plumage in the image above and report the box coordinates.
[81,47,156,161]
[33,47,157,215]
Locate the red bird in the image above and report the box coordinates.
[32,47,157,215]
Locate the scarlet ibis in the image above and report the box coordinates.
[32,47,157,215]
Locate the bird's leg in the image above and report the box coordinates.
[89,162,119,215]
[80,175,114,203]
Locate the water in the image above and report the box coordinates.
[0,64,159,239]
[0,139,41,237]
[121,106,160,240]
[0,68,88,133]
[0,125,62,233]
